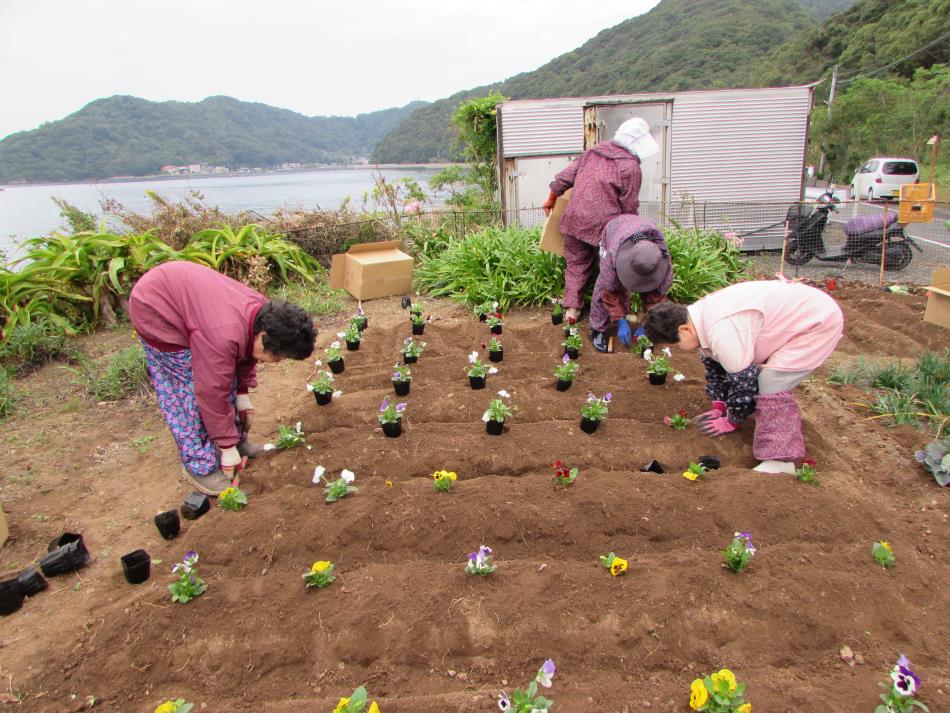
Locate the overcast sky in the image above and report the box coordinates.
[0,0,662,139]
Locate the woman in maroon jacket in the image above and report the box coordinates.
[129,261,315,495]
[543,117,660,322]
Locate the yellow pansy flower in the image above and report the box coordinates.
[432,470,458,481]
[689,679,708,710]
[737,704,751,713]
[154,703,178,713]
[368,702,380,713]
[220,487,237,499]
[711,668,737,692]
[333,698,349,713]
[610,557,628,576]
[311,560,332,574]
[385,480,393,487]
[682,470,699,481]
[880,541,892,552]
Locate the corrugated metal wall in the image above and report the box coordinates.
[669,86,812,202]
[500,102,584,157]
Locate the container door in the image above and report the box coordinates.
[585,102,671,206]
[506,155,575,227]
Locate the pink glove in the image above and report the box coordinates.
[699,416,739,438]
[693,401,727,425]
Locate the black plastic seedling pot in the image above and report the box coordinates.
[555,379,572,392]
[121,550,151,585]
[39,540,89,577]
[17,567,48,597]
[551,313,563,325]
[412,323,425,335]
[640,460,665,474]
[48,532,90,559]
[489,349,503,363]
[181,492,211,520]
[580,417,600,434]
[0,579,23,616]
[564,347,580,360]
[489,325,503,335]
[648,373,667,385]
[346,340,360,352]
[328,359,345,375]
[154,510,181,540]
[698,455,721,470]
[314,390,332,406]
[393,380,410,396]
[485,419,504,435]
[403,354,418,365]
[478,312,487,322]
[469,375,486,390]
[382,420,402,438]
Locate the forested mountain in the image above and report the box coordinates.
[0,96,427,183]
[371,0,822,163]
[796,0,858,18]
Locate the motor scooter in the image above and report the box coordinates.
[783,192,921,271]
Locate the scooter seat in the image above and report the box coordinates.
[844,213,898,236]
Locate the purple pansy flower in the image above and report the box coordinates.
[536,658,556,687]
[497,691,511,711]
[891,655,921,696]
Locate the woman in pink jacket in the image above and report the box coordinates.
[543,117,660,322]
[642,280,844,473]
[130,262,316,495]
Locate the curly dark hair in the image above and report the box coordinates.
[253,302,316,359]
[642,302,689,344]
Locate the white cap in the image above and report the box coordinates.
[614,117,660,159]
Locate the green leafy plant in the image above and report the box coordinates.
[580,392,611,422]
[682,462,707,481]
[276,422,305,449]
[664,409,689,430]
[465,545,496,576]
[391,363,412,383]
[432,469,457,492]
[688,668,750,712]
[550,298,565,318]
[313,466,357,503]
[218,487,248,511]
[553,354,579,382]
[152,698,194,713]
[466,351,497,378]
[401,337,426,358]
[378,398,406,425]
[307,370,336,395]
[722,532,756,573]
[872,540,896,568]
[874,655,928,713]
[486,312,504,329]
[332,685,380,713]
[498,659,557,712]
[410,312,428,326]
[486,336,502,353]
[561,327,582,351]
[647,355,671,376]
[551,460,578,487]
[795,458,820,485]
[168,551,207,604]
[324,341,344,363]
[483,392,516,423]
[634,334,653,356]
[0,318,73,372]
[302,560,335,589]
[342,323,361,343]
[661,223,750,305]
[914,438,950,487]
[0,367,16,420]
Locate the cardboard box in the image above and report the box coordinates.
[330,240,414,300]
[0,505,8,547]
[539,189,572,256]
[923,268,950,330]
[899,183,936,223]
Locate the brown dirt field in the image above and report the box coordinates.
[0,283,948,712]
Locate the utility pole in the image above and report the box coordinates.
[817,65,839,182]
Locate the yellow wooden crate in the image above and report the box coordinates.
[899,183,936,223]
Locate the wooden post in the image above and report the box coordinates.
[878,203,889,287]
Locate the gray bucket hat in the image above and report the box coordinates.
[615,239,670,293]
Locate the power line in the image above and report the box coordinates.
[838,30,950,85]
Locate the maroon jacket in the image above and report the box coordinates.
[129,261,266,448]
[549,140,642,246]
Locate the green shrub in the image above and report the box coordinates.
[0,318,73,371]
[0,367,16,419]
[412,226,564,310]
[70,344,151,401]
[269,279,347,316]
[662,224,750,304]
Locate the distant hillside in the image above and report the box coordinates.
[756,0,950,86]
[371,0,816,163]
[796,0,858,18]
[0,96,428,183]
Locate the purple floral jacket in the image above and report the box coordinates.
[549,140,642,246]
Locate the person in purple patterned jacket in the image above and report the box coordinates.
[589,214,673,352]
[543,117,660,323]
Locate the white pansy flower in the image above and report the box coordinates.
[312,465,326,483]
[481,411,490,422]
[661,347,672,357]
[262,443,276,451]
[468,351,479,363]
[336,332,346,338]
[295,421,302,433]
[314,359,322,366]
[488,367,498,374]
[341,469,356,483]
[330,341,341,349]
[673,372,686,382]
[306,384,314,392]
[497,389,510,398]
[642,348,653,361]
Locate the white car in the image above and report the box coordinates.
[850,157,919,201]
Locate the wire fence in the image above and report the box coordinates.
[279,198,949,286]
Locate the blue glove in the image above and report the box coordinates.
[617,319,632,346]
[634,325,646,338]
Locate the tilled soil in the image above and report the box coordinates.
[0,284,947,712]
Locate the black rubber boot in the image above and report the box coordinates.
[591,330,609,353]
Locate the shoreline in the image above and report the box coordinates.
[0,163,459,190]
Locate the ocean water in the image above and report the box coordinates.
[0,166,441,258]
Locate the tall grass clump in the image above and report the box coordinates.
[663,223,750,303]
[832,351,949,432]
[0,367,16,419]
[269,280,347,316]
[70,344,151,401]
[413,226,564,311]
[0,318,74,372]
